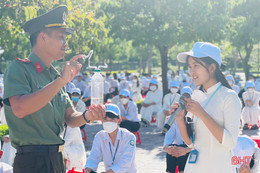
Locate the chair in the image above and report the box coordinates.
[151,117,156,123]
[67,168,85,173]
[81,129,87,142]
[133,131,141,144]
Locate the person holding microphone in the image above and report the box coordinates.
[175,42,242,173]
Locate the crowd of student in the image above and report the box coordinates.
[0,65,260,172]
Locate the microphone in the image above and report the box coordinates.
[162,92,191,133]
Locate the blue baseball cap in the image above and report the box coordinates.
[181,86,193,95]
[152,74,158,78]
[150,79,158,85]
[177,42,222,66]
[170,80,179,88]
[70,88,81,95]
[226,75,234,81]
[119,89,130,97]
[245,81,255,91]
[105,104,121,118]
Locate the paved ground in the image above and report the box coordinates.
[83,121,260,173]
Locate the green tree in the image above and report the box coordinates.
[229,0,260,80]
[0,0,108,72]
[103,0,229,95]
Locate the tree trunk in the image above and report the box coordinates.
[157,45,169,96]
[148,46,153,76]
[238,43,254,81]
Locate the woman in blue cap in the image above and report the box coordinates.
[117,89,141,132]
[241,81,260,130]
[175,42,242,173]
[140,79,163,126]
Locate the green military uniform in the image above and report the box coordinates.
[3,53,73,148]
[4,5,76,173]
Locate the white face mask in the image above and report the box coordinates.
[132,79,137,83]
[120,98,129,105]
[228,81,233,86]
[150,86,157,91]
[170,88,178,94]
[248,88,254,93]
[103,122,118,133]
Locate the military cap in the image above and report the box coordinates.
[23,5,73,35]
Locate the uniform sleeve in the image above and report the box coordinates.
[125,103,138,121]
[221,92,242,150]
[85,134,103,171]
[162,95,169,110]
[3,61,31,105]
[242,92,248,101]
[64,91,73,109]
[109,134,136,173]
[154,91,163,105]
[163,122,176,147]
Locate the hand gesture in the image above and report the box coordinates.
[85,104,106,121]
[239,164,251,173]
[60,55,84,84]
[185,98,205,118]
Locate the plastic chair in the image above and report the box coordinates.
[133,131,141,144]
[175,165,179,173]
[81,129,87,142]
[67,168,85,173]
[151,117,156,123]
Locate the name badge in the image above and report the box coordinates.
[188,149,198,164]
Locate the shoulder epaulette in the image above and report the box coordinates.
[15,57,32,63]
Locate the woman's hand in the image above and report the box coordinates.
[171,103,186,121]
[239,164,251,173]
[185,98,205,119]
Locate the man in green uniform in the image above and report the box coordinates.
[3,5,105,173]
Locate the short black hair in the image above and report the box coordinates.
[105,112,119,119]
[29,28,54,47]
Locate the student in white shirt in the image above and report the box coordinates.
[85,104,137,173]
[82,78,91,107]
[117,89,140,132]
[164,121,192,173]
[175,42,242,173]
[241,81,260,130]
[119,76,130,91]
[73,73,87,94]
[157,80,181,131]
[130,75,142,103]
[226,74,240,94]
[140,79,163,126]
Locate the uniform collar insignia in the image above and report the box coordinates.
[35,61,43,73]
[15,57,32,63]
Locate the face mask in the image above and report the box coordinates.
[71,96,79,102]
[150,86,157,91]
[248,88,254,93]
[120,98,129,105]
[170,88,178,94]
[103,122,118,133]
[228,81,233,86]
[133,79,137,83]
